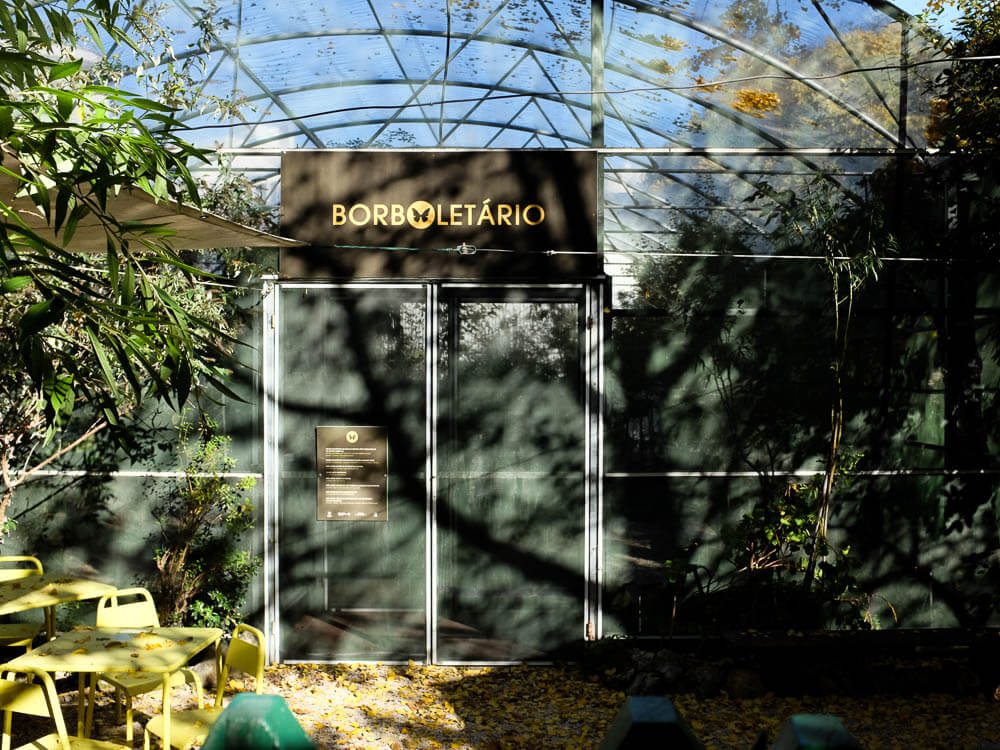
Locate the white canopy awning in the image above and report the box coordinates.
[1,154,304,251]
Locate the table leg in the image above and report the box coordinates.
[214,644,223,707]
[84,673,98,738]
[76,673,86,737]
[45,606,55,639]
[161,672,171,749]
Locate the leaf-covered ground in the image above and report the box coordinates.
[114,662,1000,749]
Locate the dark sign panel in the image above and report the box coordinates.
[316,426,388,521]
[280,150,598,277]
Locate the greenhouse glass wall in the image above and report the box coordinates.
[8,0,1000,665]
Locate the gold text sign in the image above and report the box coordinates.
[315,426,388,521]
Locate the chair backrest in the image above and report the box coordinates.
[214,623,266,707]
[0,556,43,582]
[0,667,72,750]
[95,587,160,629]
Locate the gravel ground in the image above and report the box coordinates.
[14,663,1000,749]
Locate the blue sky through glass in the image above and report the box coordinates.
[116,0,952,216]
[891,0,958,31]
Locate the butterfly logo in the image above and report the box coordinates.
[407,200,435,229]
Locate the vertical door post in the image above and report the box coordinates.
[261,277,280,664]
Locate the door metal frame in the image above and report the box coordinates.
[263,279,604,664]
[262,276,279,664]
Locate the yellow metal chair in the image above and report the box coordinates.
[0,665,128,750]
[142,623,265,750]
[93,589,204,743]
[0,557,43,582]
[0,556,44,653]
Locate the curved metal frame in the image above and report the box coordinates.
[138,0,917,164]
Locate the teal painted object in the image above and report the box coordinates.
[200,694,316,750]
[598,696,705,749]
[769,714,861,750]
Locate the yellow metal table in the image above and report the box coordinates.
[3,625,223,749]
[0,574,116,638]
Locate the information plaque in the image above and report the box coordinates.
[316,426,388,521]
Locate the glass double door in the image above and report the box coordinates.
[273,283,588,662]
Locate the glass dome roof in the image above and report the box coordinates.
[138,1,934,158]
[116,0,940,289]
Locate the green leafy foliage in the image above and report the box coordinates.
[144,416,261,629]
[719,452,888,629]
[618,178,896,632]
[0,0,255,534]
[922,0,1000,150]
[749,176,896,590]
[647,454,886,633]
[81,0,250,122]
[721,482,818,578]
